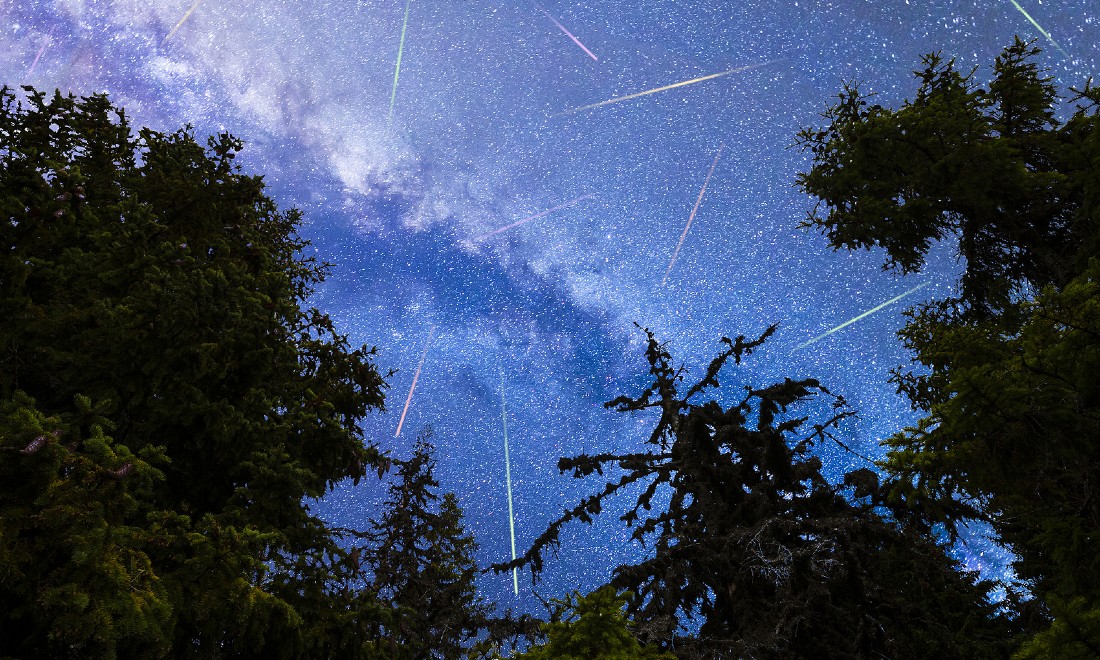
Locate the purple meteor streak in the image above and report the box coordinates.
[25,26,55,79]
[538,7,598,61]
[474,193,595,241]
[395,326,436,437]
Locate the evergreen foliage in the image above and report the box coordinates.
[495,325,1015,658]
[512,586,674,660]
[1015,597,1100,659]
[795,37,1099,318]
[0,85,391,657]
[796,39,1100,655]
[6,36,1096,657]
[355,432,495,659]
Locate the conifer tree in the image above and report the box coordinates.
[495,326,1015,658]
[513,586,674,660]
[795,38,1100,653]
[357,432,495,659]
[795,38,1097,319]
[0,85,389,657]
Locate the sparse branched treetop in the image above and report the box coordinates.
[495,324,1015,659]
[0,86,390,657]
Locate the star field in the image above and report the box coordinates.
[4,0,1097,614]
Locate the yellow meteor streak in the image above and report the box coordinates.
[499,362,519,596]
[395,326,435,437]
[793,281,931,351]
[388,0,412,124]
[1007,0,1070,59]
[163,0,203,45]
[662,143,724,286]
[552,59,783,117]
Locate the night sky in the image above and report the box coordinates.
[4,0,1097,615]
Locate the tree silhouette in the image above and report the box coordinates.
[356,432,495,659]
[796,38,1097,319]
[0,85,388,657]
[796,39,1100,653]
[495,325,1014,658]
[513,586,674,660]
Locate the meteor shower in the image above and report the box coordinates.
[2,0,1098,657]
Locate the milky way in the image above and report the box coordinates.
[4,0,1097,614]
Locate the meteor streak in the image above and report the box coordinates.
[662,144,724,286]
[163,0,203,44]
[395,326,435,437]
[553,59,783,116]
[793,282,931,351]
[388,0,412,124]
[499,364,519,596]
[25,26,54,79]
[1007,0,1070,59]
[538,6,598,61]
[474,193,595,241]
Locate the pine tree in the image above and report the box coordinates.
[795,38,1097,319]
[513,586,674,660]
[0,392,174,658]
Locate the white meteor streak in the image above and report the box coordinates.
[662,143,724,285]
[25,26,54,79]
[499,363,519,595]
[395,326,435,437]
[793,281,931,351]
[163,0,203,44]
[552,59,784,117]
[474,193,595,242]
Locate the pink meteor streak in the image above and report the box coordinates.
[395,326,436,437]
[662,144,725,286]
[538,7,598,61]
[25,26,54,79]
[474,193,595,241]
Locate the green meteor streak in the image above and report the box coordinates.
[499,365,519,596]
[793,282,931,351]
[388,0,412,124]
[1007,0,1070,59]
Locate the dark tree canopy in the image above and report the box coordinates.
[495,325,1015,659]
[796,37,1100,318]
[797,40,1100,655]
[873,252,1100,658]
[9,36,1098,657]
[0,86,391,657]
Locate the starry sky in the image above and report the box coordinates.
[4,0,1097,616]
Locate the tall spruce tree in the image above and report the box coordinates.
[795,39,1100,654]
[495,326,1015,659]
[357,432,495,659]
[0,86,390,657]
